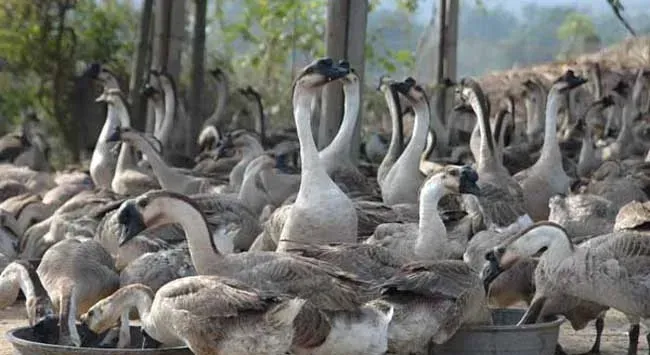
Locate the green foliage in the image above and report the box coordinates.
[0,0,136,163]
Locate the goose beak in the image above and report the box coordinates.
[459,167,481,196]
[95,92,108,103]
[319,61,350,82]
[392,77,416,96]
[480,256,502,293]
[117,201,147,246]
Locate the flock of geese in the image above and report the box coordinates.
[0,56,650,355]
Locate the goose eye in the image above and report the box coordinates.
[137,199,149,208]
[448,169,459,177]
[87,309,95,318]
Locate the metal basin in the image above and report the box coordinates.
[433,308,565,355]
[6,325,192,355]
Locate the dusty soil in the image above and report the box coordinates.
[0,302,647,354]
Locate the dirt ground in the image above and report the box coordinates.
[0,302,647,354]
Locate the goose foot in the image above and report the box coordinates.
[554,344,568,355]
[578,317,604,355]
[141,329,161,349]
[627,323,640,355]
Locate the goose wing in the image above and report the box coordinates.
[285,242,406,281]
[225,252,373,311]
[380,260,480,300]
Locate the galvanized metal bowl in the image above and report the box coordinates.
[6,325,192,355]
[433,308,565,355]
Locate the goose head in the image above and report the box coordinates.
[552,70,588,94]
[455,78,489,116]
[140,82,162,101]
[293,57,350,93]
[421,165,481,199]
[116,190,207,246]
[481,222,569,290]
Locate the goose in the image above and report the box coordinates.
[204,68,230,130]
[4,113,50,171]
[600,80,650,163]
[217,131,265,193]
[576,95,615,178]
[113,187,390,355]
[0,210,19,262]
[0,180,28,202]
[82,279,305,355]
[95,89,160,195]
[456,78,532,229]
[482,221,650,355]
[371,260,492,354]
[119,245,196,293]
[0,260,53,326]
[381,77,428,205]
[514,70,587,221]
[107,127,223,195]
[318,65,378,197]
[365,165,480,261]
[37,237,120,346]
[376,76,404,188]
[482,254,610,355]
[548,193,617,239]
[275,58,358,250]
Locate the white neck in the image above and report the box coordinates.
[470,96,497,172]
[162,197,223,274]
[294,86,328,176]
[415,180,446,258]
[379,86,403,178]
[228,143,264,190]
[539,88,562,163]
[430,93,449,155]
[319,80,360,162]
[527,88,546,139]
[394,98,429,174]
[122,133,186,192]
[511,225,574,267]
[111,287,153,331]
[151,97,165,137]
[159,79,176,146]
[0,263,35,306]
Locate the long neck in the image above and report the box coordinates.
[515,226,574,270]
[251,95,266,146]
[228,143,264,189]
[539,89,562,163]
[320,81,359,160]
[527,88,546,139]
[238,166,269,215]
[113,287,153,327]
[383,87,403,166]
[123,134,186,190]
[114,141,140,182]
[2,213,22,237]
[165,198,223,274]
[208,79,228,125]
[151,97,165,137]
[493,109,508,161]
[416,182,446,257]
[159,82,176,147]
[430,92,449,155]
[617,98,634,143]
[397,99,429,171]
[96,105,121,152]
[0,263,34,307]
[294,87,326,175]
[471,96,497,172]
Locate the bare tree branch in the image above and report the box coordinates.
[607,0,637,37]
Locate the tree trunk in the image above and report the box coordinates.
[188,0,207,155]
[319,0,368,163]
[128,0,154,132]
